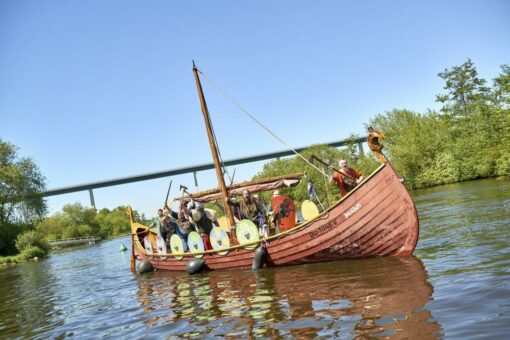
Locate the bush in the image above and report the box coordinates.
[19,246,47,260]
[0,222,24,256]
[15,230,50,253]
[496,151,510,177]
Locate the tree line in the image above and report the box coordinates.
[1,59,508,263]
[369,60,509,189]
[0,139,145,262]
[254,60,509,197]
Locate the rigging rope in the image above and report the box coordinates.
[196,68,329,178]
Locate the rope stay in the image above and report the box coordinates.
[196,67,329,178]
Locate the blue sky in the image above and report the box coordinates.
[1,0,509,217]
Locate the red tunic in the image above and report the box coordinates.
[332,168,363,196]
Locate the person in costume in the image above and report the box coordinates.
[228,189,268,236]
[149,208,176,245]
[187,200,218,251]
[329,158,364,197]
[166,205,195,252]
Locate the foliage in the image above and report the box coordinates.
[95,206,132,238]
[15,230,50,253]
[0,139,47,255]
[0,246,47,265]
[0,222,24,256]
[36,203,132,241]
[370,60,510,188]
[19,246,47,260]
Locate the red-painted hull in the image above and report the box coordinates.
[132,162,419,271]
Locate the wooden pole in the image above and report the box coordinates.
[192,62,236,228]
[130,236,136,272]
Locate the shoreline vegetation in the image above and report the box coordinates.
[1,59,509,266]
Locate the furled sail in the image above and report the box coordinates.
[177,173,303,203]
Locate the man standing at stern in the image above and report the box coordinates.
[329,159,363,197]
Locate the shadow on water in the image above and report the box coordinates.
[135,256,441,338]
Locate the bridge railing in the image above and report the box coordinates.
[48,236,102,247]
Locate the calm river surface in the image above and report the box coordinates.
[1,178,509,339]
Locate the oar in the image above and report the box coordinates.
[310,155,340,173]
[310,155,357,180]
[163,179,173,208]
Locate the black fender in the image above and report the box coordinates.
[252,245,267,271]
[186,258,207,275]
[137,260,154,274]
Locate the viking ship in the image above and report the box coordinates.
[127,63,419,273]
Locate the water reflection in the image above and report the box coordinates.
[135,256,441,338]
[0,261,60,338]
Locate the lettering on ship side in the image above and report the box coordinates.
[343,202,362,219]
[308,216,341,240]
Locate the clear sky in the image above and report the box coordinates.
[1,0,509,217]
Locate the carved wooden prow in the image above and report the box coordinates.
[367,127,387,163]
[125,205,135,225]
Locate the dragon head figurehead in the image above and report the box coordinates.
[367,127,386,163]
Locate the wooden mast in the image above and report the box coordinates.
[192,62,236,228]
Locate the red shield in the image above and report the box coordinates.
[271,195,296,232]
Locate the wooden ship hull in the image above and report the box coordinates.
[129,161,419,272]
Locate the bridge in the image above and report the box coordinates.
[40,136,368,208]
[48,237,102,248]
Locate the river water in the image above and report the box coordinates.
[1,178,509,339]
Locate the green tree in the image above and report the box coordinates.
[369,109,452,188]
[437,60,507,180]
[492,65,510,176]
[436,59,490,119]
[370,60,510,188]
[37,204,133,240]
[95,206,130,238]
[0,140,47,255]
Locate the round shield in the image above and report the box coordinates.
[156,235,167,255]
[187,231,205,258]
[271,195,296,232]
[210,226,230,256]
[143,236,153,255]
[301,200,320,221]
[217,216,231,233]
[170,234,185,260]
[235,219,260,250]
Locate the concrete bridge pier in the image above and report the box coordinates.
[358,142,364,156]
[193,171,199,191]
[89,189,96,210]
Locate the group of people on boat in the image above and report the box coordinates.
[149,200,218,251]
[148,157,363,253]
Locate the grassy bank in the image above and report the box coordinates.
[0,246,47,266]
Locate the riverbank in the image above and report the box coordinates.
[0,250,46,267]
